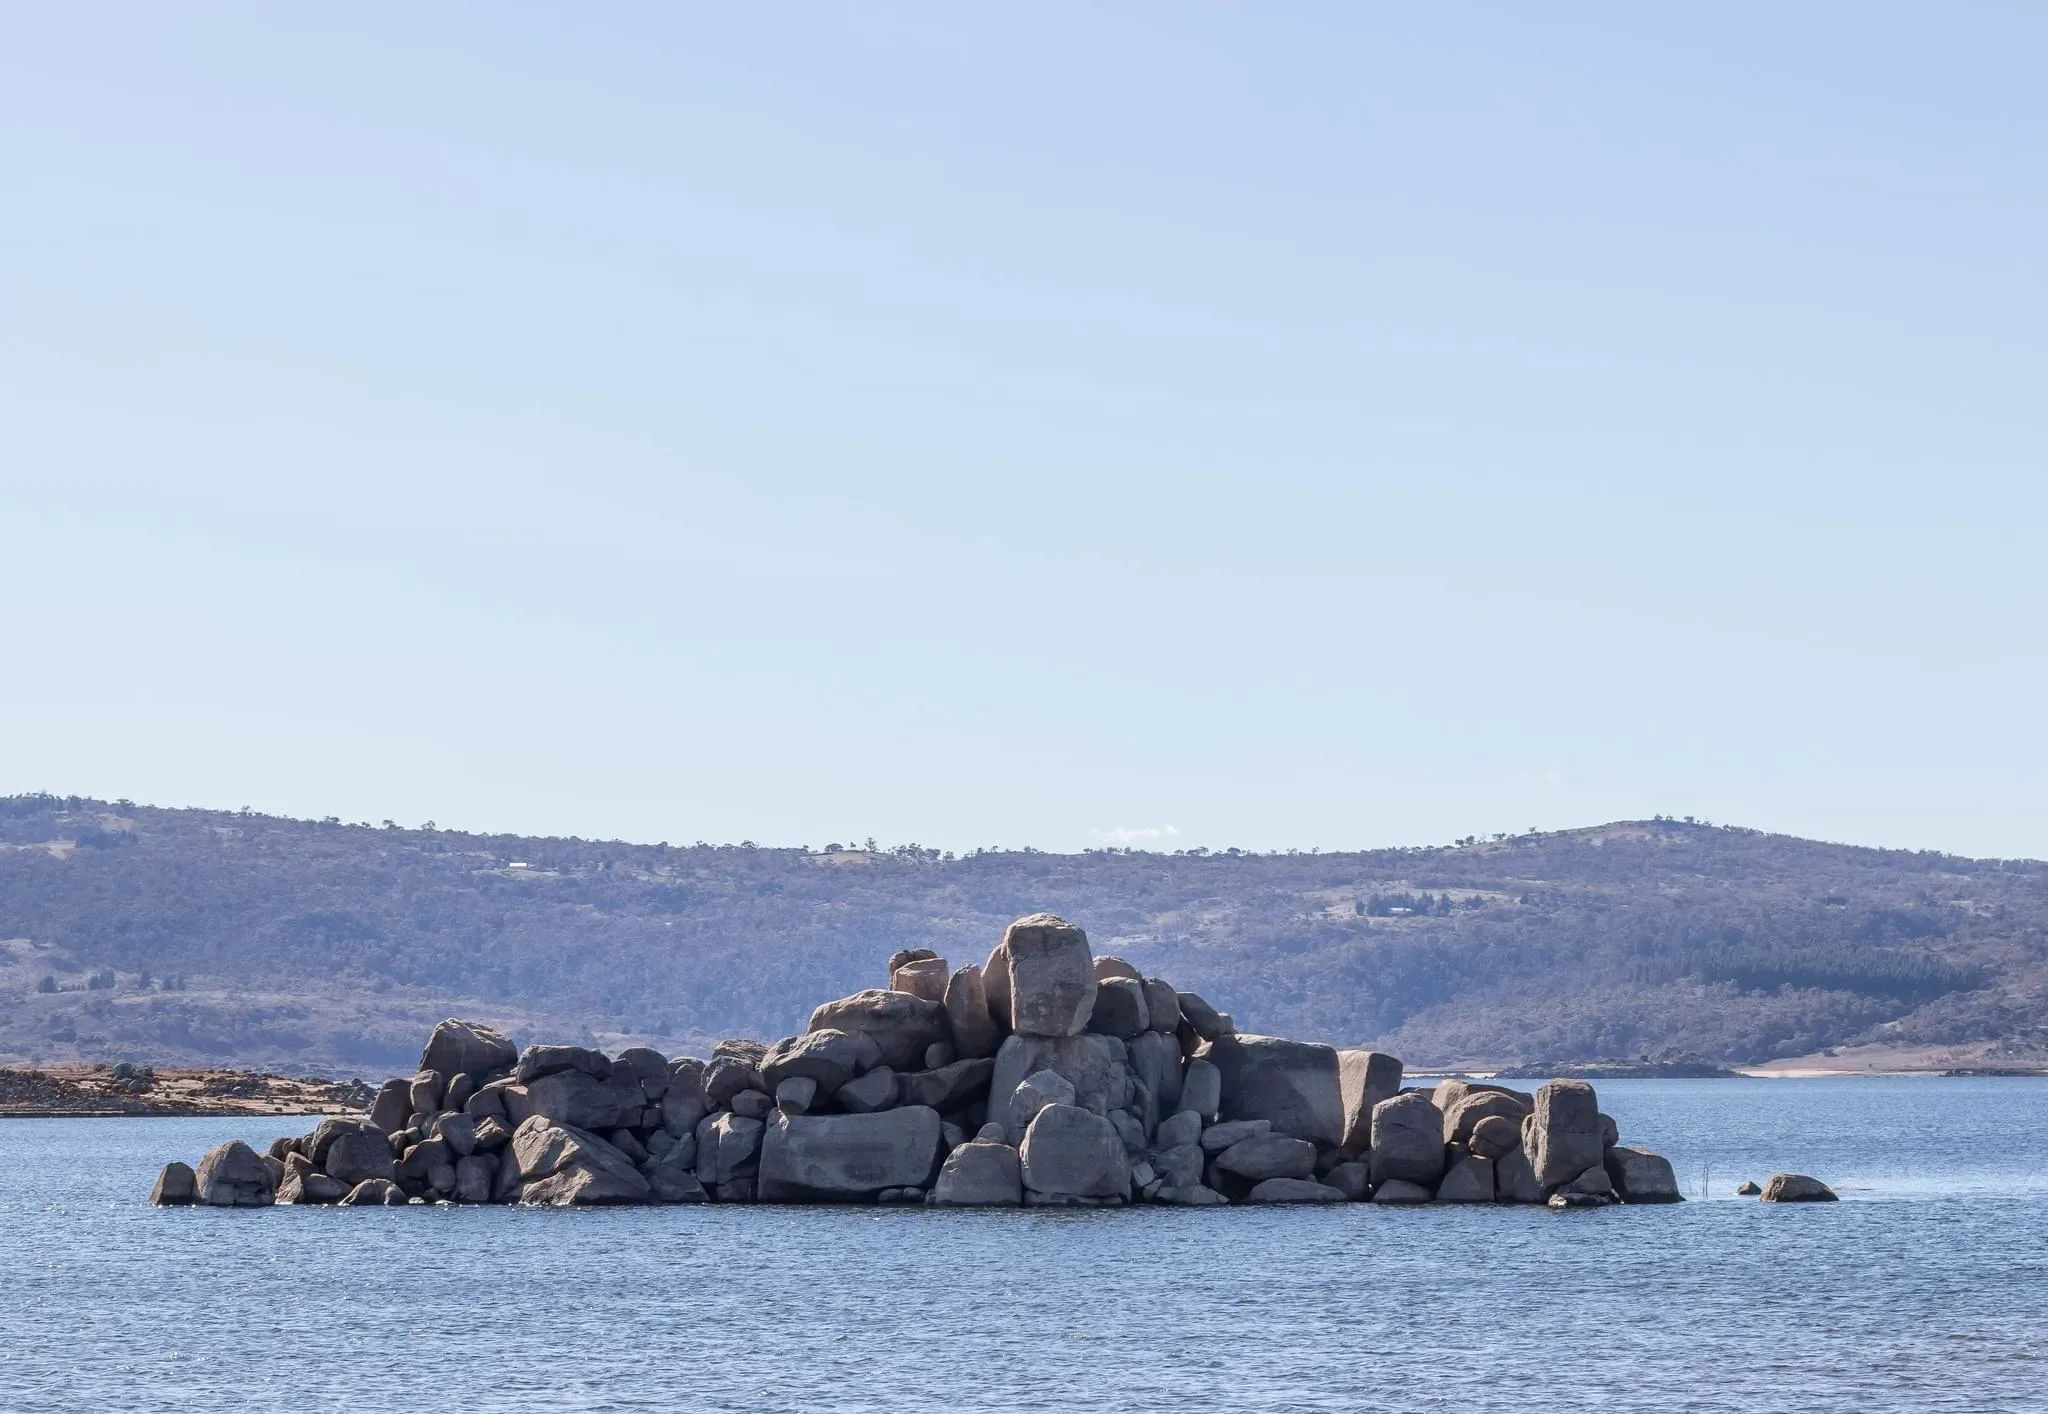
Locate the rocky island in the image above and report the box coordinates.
[151,913,1683,1210]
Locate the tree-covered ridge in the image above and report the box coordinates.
[1,796,2044,1072]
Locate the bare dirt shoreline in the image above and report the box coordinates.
[0,1065,372,1119]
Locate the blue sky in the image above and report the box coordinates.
[2,4,2043,857]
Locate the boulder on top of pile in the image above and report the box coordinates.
[1002,913,1097,1037]
[146,912,1688,1214]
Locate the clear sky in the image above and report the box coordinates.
[2,5,2043,858]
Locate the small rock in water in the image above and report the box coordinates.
[1760,1173,1837,1203]
[1735,1180,1762,1196]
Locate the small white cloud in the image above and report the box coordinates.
[1090,824,1181,845]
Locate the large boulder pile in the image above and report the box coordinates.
[148,913,1683,1210]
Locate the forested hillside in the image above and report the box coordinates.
[3,795,2045,1073]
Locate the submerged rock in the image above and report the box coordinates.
[339,1177,408,1206]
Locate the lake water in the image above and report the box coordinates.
[3,1077,2044,1413]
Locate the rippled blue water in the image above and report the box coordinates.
[3,1078,2045,1413]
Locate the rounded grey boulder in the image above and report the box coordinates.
[1368,1092,1446,1188]
[930,1138,1024,1207]
[339,1177,409,1206]
[1019,1103,1129,1200]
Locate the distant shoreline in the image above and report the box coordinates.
[0,1065,370,1120]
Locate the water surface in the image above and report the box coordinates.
[4,1077,2044,1412]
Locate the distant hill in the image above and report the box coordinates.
[3,794,2045,1075]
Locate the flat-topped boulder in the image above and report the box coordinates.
[758,1107,943,1202]
[1202,1034,1343,1148]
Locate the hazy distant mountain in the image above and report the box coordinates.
[2,794,2044,1074]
